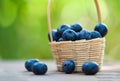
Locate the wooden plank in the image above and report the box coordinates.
[0,61,120,81]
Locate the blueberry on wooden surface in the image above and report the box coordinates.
[62,60,75,74]
[32,62,48,75]
[82,61,99,75]
[25,59,39,71]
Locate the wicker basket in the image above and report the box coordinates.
[50,38,105,72]
[47,0,105,72]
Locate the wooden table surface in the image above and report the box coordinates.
[0,60,120,81]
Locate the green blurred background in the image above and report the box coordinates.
[0,0,119,61]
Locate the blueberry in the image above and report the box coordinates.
[62,60,75,74]
[70,23,82,32]
[78,30,91,40]
[25,59,39,71]
[91,31,102,39]
[32,62,48,75]
[76,32,80,40]
[62,29,77,41]
[94,23,108,37]
[57,37,64,42]
[48,29,58,41]
[82,61,99,75]
[57,24,70,37]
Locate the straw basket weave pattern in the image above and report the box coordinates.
[50,38,105,72]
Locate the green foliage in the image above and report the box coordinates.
[0,0,17,27]
[0,0,119,61]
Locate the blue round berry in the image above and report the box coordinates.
[57,37,64,42]
[76,32,80,40]
[91,31,102,39]
[82,61,99,75]
[62,29,77,41]
[32,62,48,75]
[25,59,39,71]
[78,30,91,40]
[70,23,82,32]
[62,60,75,74]
[57,24,70,37]
[94,23,108,37]
[48,29,58,42]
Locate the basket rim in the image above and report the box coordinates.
[49,38,105,44]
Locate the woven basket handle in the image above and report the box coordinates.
[47,0,102,42]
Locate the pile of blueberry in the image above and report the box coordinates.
[25,59,99,75]
[48,23,108,42]
[25,59,47,75]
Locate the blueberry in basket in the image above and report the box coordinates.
[76,32,81,40]
[82,61,99,75]
[57,24,70,37]
[91,31,102,39]
[62,29,77,41]
[48,23,108,42]
[77,30,91,40]
[57,37,64,42]
[62,60,75,74]
[48,29,58,41]
[94,23,108,37]
[70,23,82,32]
[25,59,39,71]
[31,62,48,75]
